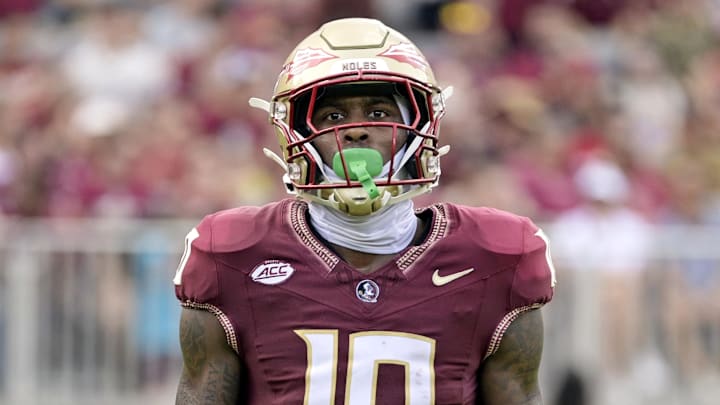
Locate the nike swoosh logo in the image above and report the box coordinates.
[432,268,475,286]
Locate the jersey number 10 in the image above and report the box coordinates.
[295,329,437,404]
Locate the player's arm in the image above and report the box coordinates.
[176,307,242,405]
[477,309,545,405]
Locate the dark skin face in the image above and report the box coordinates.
[310,94,408,166]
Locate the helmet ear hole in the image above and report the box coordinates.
[411,88,431,129]
[291,92,313,137]
[390,84,431,130]
[404,154,420,179]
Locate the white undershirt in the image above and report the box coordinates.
[308,199,418,254]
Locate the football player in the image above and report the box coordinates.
[174,17,556,405]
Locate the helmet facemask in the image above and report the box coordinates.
[282,78,442,215]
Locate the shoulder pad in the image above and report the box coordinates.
[451,205,530,255]
[173,201,287,303]
[450,204,555,308]
[511,219,556,309]
[203,203,280,253]
[174,213,218,304]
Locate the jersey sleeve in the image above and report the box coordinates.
[173,213,220,305]
[509,217,556,309]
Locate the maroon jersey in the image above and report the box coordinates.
[174,199,555,404]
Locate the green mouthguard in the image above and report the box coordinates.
[332,148,383,199]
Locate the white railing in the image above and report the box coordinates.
[0,218,194,405]
[0,219,718,405]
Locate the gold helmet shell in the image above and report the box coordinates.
[274,18,437,97]
[255,18,450,215]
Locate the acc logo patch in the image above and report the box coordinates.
[356,279,380,303]
[281,47,337,80]
[377,42,428,70]
[251,261,295,285]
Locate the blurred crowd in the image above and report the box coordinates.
[2,0,720,403]
[0,0,719,224]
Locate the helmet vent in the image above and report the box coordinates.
[319,18,389,50]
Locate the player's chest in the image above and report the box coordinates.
[228,245,518,333]
[232,259,514,404]
[235,251,517,356]
[244,255,491,318]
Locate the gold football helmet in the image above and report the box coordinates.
[251,18,451,215]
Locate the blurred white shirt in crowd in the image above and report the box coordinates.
[550,157,653,273]
[61,32,172,107]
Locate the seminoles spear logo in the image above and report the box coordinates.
[378,42,428,70]
[281,47,337,80]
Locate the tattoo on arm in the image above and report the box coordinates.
[180,310,207,376]
[176,308,242,405]
[478,309,545,405]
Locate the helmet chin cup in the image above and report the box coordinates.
[331,187,394,216]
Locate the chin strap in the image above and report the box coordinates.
[263,147,287,170]
[249,97,271,112]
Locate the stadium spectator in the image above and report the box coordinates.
[550,156,653,379]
